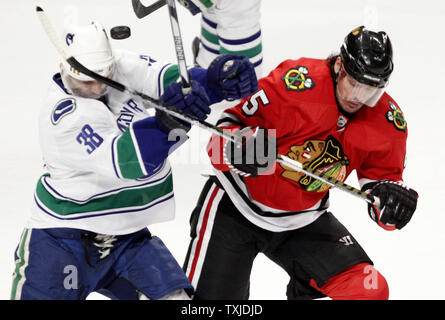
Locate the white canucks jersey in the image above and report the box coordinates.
[27,50,182,235]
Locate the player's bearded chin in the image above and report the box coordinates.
[66,76,108,99]
[334,69,363,114]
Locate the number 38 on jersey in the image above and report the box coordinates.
[76,124,104,154]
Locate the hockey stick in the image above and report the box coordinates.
[165,0,191,92]
[131,0,167,18]
[132,0,190,90]
[35,6,237,143]
[277,154,381,208]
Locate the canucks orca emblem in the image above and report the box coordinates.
[386,101,406,132]
[51,98,76,125]
[282,66,315,92]
[65,33,75,46]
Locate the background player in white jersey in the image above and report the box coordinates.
[10,19,257,300]
[179,0,263,78]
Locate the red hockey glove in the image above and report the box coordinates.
[367,180,418,230]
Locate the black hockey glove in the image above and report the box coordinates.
[207,54,258,101]
[223,127,277,177]
[367,180,418,230]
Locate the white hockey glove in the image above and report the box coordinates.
[177,0,215,15]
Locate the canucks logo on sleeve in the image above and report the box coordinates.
[51,98,76,125]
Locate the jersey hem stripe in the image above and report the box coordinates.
[34,192,174,221]
[40,168,171,204]
[35,173,173,216]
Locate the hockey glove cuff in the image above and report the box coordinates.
[223,127,277,177]
[155,109,191,133]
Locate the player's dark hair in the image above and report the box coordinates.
[326,54,340,80]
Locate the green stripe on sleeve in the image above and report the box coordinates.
[220,43,263,59]
[199,0,214,9]
[117,129,144,179]
[201,27,219,46]
[162,64,180,92]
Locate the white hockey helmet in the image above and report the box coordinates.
[61,21,115,81]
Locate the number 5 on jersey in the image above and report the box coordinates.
[76,124,104,154]
[242,89,270,116]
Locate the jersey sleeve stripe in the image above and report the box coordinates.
[157,63,171,97]
[129,124,149,177]
[216,112,244,127]
[200,40,220,54]
[220,42,262,59]
[218,30,262,46]
[159,64,179,97]
[111,135,122,179]
[202,15,217,29]
[201,26,219,46]
[116,128,145,179]
[252,58,263,68]
[216,117,244,127]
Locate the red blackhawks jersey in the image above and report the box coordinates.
[207,57,408,232]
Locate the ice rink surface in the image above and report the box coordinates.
[0,0,444,300]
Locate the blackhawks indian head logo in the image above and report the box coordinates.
[386,101,407,132]
[280,135,349,192]
[282,66,315,92]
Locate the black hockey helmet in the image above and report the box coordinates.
[340,26,393,88]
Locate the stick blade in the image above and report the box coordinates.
[132,0,166,18]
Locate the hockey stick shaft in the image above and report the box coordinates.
[131,0,167,18]
[277,154,381,207]
[166,0,191,91]
[35,6,238,144]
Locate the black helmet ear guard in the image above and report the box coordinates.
[340,26,393,88]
